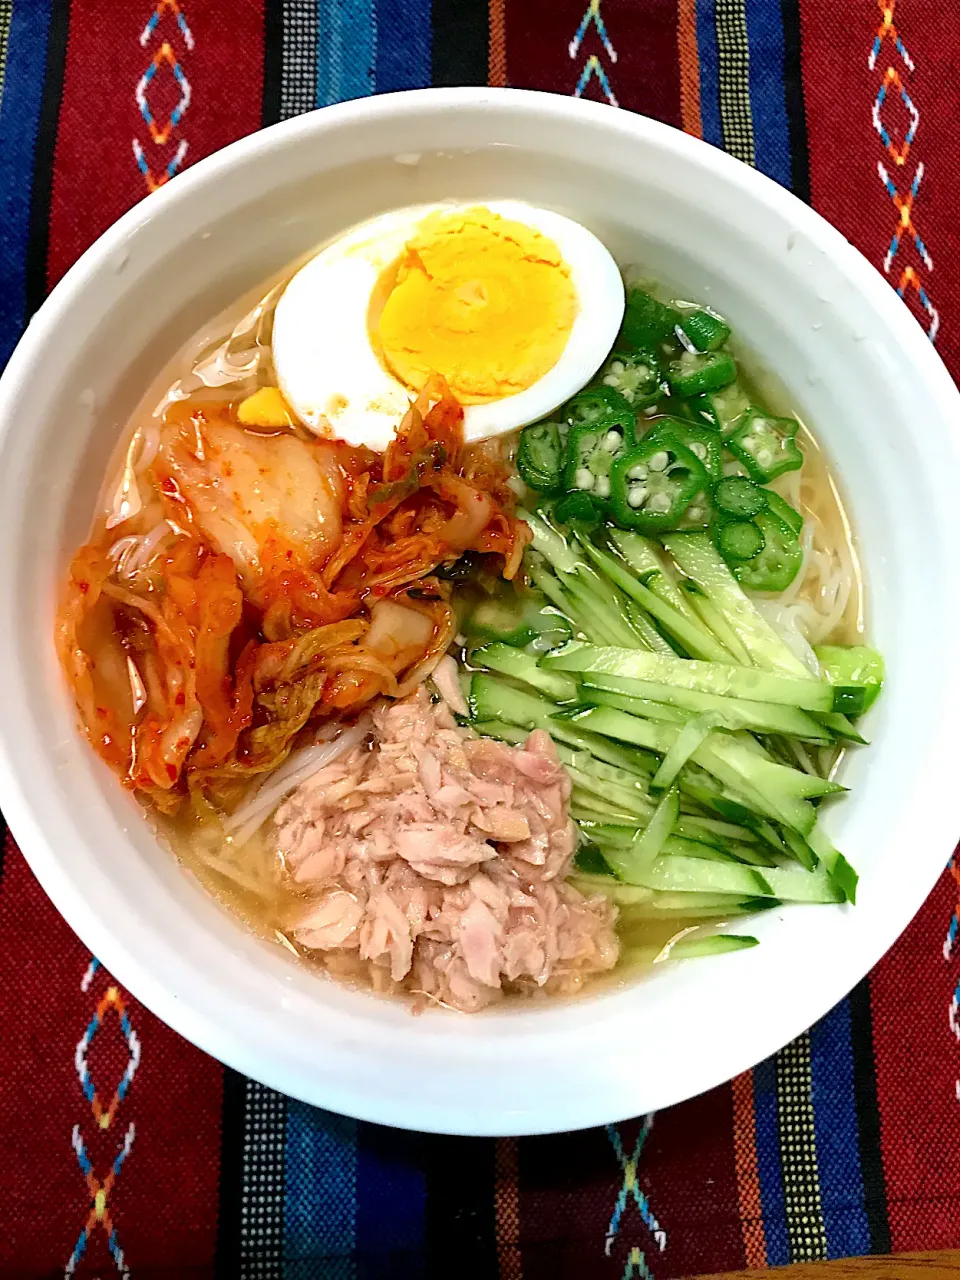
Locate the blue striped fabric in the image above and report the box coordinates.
[742,0,792,187]
[693,0,723,150]
[285,1103,359,1278]
[282,1106,427,1277]
[356,1125,426,1273]
[752,1054,790,1267]
[809,999,872,1259]
[374,0,431,93]
[317,0,376,107]
[0,0,54,366]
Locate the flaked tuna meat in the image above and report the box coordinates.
[275,688,619,1011]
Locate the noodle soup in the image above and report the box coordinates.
[55,203,881,1011]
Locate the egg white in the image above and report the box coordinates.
[271,200,625,452]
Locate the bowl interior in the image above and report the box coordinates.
[2,92,959,1135]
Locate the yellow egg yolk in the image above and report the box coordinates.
[374,207,578,405]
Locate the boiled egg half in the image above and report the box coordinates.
[271,201,625,452]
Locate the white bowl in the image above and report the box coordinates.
[1,88,959,1137]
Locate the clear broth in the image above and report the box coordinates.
[94,254,865,1001]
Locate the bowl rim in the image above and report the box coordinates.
[3,86,960,1136]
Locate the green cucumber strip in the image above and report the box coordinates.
[640,857,774,897]
[569,701,839,800]
[620,904,758,921]
[678,581,753,665]
[580,677,832,741]
[607,529,718,629]
[602,788,679,883]
[560,575,632,647]
[624,933,761,964]
[577,822,641,847]
[572,791,638,824]
[469,719,531,746]
[815,644,884,711]
[520,508,579,574]
[559,748,654,784]
[779,825,818,872]
[652,716,716,789]
[469,674,557,726]
[578,537,731,662]
[645,855,842,902]
[761,861,844,903]
[526,557,578,621]
[724,841,777,868]
[571,875,654,905]
[676,815,759,844]
[662,532,810,677]
[569,772,652,820]
[471,643,578,702]
[622,597,679,656]
[543,643,863,714]
[816,712,868,744]
[568,705,821,833]
[660,835,742,861]
[619,891,776,916]
[668,933,759,958]
[806,824,859,904]
[580,688,690,726]
[469,675,651,773]
[698,733,844,799]
[573,804,638,828]
[568,705,668,751]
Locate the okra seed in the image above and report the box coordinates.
[627,465,648,481]
[648,451,669,472]
[627,485,648,509]
[595,476,611,498]
[575,468,593,490]
[647,492,672,514]
[603,431,622,451]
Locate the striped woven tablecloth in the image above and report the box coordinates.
[0,1,958,1276]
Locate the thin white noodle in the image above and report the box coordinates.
[202,854,276,895]
[237,720,340,813]
[777,522,814,607]
[134,421,161,473]
[108,521,171,579]
[224,719,371,846]
[764,455,858,645]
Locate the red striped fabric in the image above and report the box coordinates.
[46,0,265,290]
[504,0,683,124]
[800,0,959,374]
[0,838,222,1275]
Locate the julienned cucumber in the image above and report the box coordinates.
[470,643,578,702]
[579,678,833,742]
[568,704,839,834]
[621,934,760,964]
[661,533,810,677]
[602,789,678,882]
[581,854,842,902]
[468,675,653,775]
[543,643,867,714]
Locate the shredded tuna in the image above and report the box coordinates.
[275,689,619,1010]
